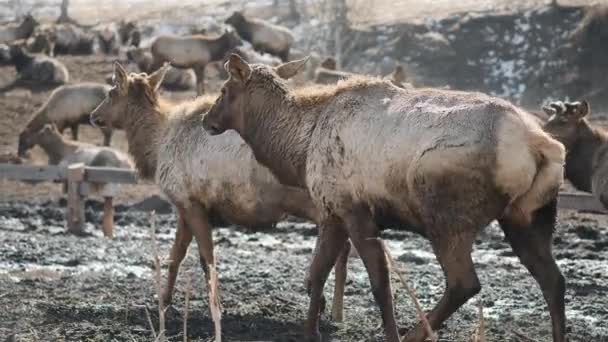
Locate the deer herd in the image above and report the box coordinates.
[4,6,607,342]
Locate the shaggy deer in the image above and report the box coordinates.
[89,62,351,326]
[150,30,241,94]
[202,54,568,342]
[18,83,114,157]
[225,11,294,61]
[543,100,608,207]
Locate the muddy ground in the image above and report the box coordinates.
[0,200,607,342]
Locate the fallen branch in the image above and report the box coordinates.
[381,241,436,342]
[511,329,540,342]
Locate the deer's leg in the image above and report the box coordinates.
[162,211,193,306]
[342,205,400,342]
[70,123,78,141]
[102,128,112,146]
[194,65,205,95]
[402,230,480,342]
[182,202,219,317]
[305,216,348,341]
[331,239,351,322]
[500,199,566,342]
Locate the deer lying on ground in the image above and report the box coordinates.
[21,123,133,193]
[18,83,114,158]
[202,54,568,342]
[543,100,608,207]
[0,14,38,44]
[149,30,241,94]
[89,62,352,328]
[8,45,69,84]
[225,11,294,61]
[126,47,196,91]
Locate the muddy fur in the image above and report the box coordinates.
[202,55,568,342]
[0,14,38,44]
[90,63,350,318]
[225,11,294,61]
[8,45,68,84]
[543,100,608,207]
[18,83,113,157]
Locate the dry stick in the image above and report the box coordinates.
[150,211,166,342]
[208,252,222,342]
[472,300,486,342]
[144,305,157,340]
[380,241,437,342]
[511,329,540,342]
[183,269,193,342]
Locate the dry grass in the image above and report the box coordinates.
[149,211,167,342]
[381,241,437,342]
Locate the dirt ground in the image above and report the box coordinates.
[1,1,608,341]
[0,200,607,341]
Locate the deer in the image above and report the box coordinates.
[149,30,242,94]
[0,14,38,44]
[7,45,69,84]
[201,54,568,342]
[89,62,353,332]
[225,11,294,62]
[543,100,608,208]
[18,83,115,158]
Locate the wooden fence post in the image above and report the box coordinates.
[67,163,86,235]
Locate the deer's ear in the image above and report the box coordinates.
[113,61,128,91]
[575,100,590,119]
[275,56,309,79]
[542,105,557,116]
[227,53,251,83]
[148,62,169,91]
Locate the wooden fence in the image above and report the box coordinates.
[1,163,607,238]
[1,163,137,237]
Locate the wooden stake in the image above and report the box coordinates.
[66,163,85,236]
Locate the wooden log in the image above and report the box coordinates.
[557,193,608,214]
[66,163,86,236]
[0,164,65,181]
[85,166,137,184]
[102,197,114,238]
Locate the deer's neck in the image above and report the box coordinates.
[241,96,317,189]
[208,35,234,61]
[123,102,167,180]
[566,122,607,192]
[39,136,73,165]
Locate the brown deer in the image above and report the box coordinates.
[202,54,567,342]
[18,83,114,157]
[8,45,69,84]
[543,100,608,207]
[89,62,352,329]
[225,11,294,61]
[0,14,38,43]
[149,30,241,94]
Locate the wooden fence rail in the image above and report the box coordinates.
[1,163,138,237]
[1,163,607,237]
